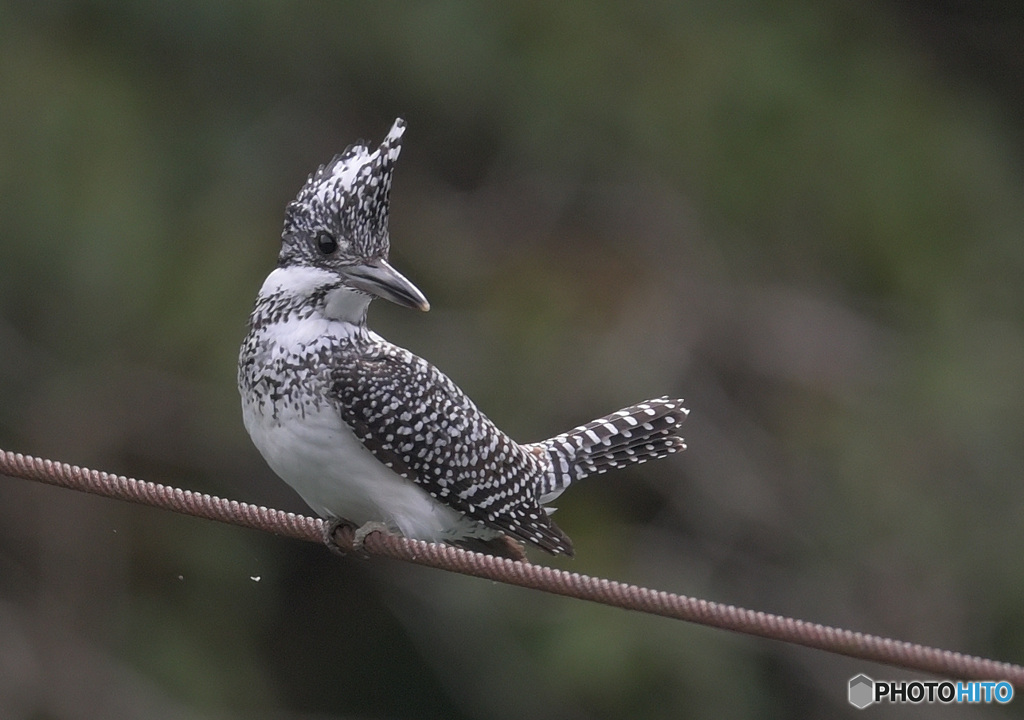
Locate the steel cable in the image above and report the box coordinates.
[2,447,1021,685]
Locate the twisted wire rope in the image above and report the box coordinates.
[2,447,1021,685]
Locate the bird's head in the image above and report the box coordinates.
[279,118,429,313]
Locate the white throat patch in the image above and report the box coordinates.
[324,286,372,324]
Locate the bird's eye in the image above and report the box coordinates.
[315,232,338,255]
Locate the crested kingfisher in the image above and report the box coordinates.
[239,118,688,559]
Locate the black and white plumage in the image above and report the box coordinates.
[238,118,688,558]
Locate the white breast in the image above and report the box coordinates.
[243,394,474,542]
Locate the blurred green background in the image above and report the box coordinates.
[2,1,1023,718]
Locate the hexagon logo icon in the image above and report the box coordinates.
[849,674,874,709]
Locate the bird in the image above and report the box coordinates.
[238,118,688,560]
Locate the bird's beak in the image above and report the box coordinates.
[341,258,430,312]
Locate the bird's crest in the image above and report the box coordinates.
[283,118,406,260]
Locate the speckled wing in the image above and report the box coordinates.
[329,341,573,554]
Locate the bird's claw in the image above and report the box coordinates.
[352,521,392,555]
[321,518,392,558]
[321,517,357,557]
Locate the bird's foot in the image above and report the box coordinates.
[352,521,393,555]
[321,517,358,557]
[322,519,395,558]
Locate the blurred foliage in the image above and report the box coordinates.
[1,1,1023,718]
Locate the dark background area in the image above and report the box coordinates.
[1,1,1023,718]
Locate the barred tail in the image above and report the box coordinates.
[531,397,688,504]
